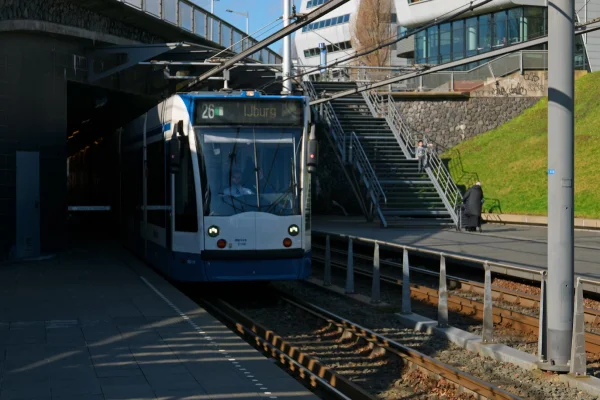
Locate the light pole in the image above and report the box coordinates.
[226,9,249,34]
[211,0,219,14]
[539,0,575,373]
[282,0,292,95]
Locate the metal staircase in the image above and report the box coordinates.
[305,80,462,227]
[303,80,389,227]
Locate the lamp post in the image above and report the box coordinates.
[211,0,219,14]
[226,9,249,34]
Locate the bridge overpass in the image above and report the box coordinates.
[0,0,285,260]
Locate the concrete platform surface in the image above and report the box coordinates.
[0,241,317,400]
[313,216,600,282]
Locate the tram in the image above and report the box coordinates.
[118,90,316,282]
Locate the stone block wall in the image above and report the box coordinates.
[397,96,540,150]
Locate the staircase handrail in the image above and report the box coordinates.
[359,69,462,226]
[381,92,463,226]
[350,131,387,205]
[302,81,388,223]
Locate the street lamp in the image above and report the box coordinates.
[226,9,249,34]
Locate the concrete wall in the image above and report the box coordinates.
[0,0,172,260]
[0,0,163,44]
[0,34,82,259]
[396,96,540,150]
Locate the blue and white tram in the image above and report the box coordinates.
[119,91,316,282]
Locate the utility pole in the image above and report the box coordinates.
[539,0,575,372]
[282,0,293,95]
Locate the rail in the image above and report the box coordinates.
[200,297,368,400]
[303,80,388,226]
[118,0,281,64]
[312,230,600,376]
[361,88,462,226]
[275,291,521,400]
[310,238,600,356]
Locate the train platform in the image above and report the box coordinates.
[0,240,317,400]
[313,216,600,282]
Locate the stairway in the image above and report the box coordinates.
[308,80,457,227]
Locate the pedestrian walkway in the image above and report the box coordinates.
[0,240,317,400]
[314,216,600,282]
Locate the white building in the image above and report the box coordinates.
[293,0,598,74]
[293,0,409,79]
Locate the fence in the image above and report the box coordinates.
[314,230,599,376]
[119,0,281,64]
[392,50,548,92]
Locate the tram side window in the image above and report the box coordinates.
[147,140,167,228]
[174,136,198,232]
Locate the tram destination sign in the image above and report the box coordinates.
[194,99,303,126]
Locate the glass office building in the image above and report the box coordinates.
[412,6,589,70]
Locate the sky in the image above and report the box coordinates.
[194,0,301,52]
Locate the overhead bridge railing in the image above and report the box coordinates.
[303,80,388,227]
[118,0,281,64]
[312,230,599,376]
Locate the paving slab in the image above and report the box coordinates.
[0,240,318,400]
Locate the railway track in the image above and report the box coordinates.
[311,242,600,355]
[201,292,521,400]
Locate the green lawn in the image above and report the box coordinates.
[441,71,600,219]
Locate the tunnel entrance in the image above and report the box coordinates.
[66,81,159,245]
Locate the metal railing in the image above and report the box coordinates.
[393,50,548,92]
[303,80,388,227]
[119,0,281,64]
[315,231,597,376]
[360,86,462,226]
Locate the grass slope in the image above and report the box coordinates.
[442,71,600,219]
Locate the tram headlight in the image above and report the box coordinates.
[207,226,220,237]
[288,224,299,236]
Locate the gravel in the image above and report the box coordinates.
[267,280,599,400]
[227,290,475,399]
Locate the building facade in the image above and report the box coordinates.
[395,0,597,71]
[294,0,408,78]
[293,0,599,74]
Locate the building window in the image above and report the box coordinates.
[303,41,352,57]
[478,14,492,53]
[415,30,427,64]
[410,6,587,70]
[301,14,351,32]
[508,8,522,45]
[426,26,439,64]
[306,0,330,9]
[493,10,508,48]
[466,16,478,57]
[524,7,546,40]
[439,23,451,63]
[452,20,465,60]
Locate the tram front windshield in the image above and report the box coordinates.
[196,128,302,217]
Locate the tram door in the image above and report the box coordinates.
[16,151,40,259]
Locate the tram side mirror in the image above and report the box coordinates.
[307,126,318,174]
[169,120,184,173]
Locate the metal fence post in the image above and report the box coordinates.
[438,254,449,328]
[371,243,381,304]
[324,235,332,286]
[401,247,411,314]
[346,239,355,294]
[537,271,548,362]
[570,278,587,376]
[482,262,494,343]
[519,51,524,75]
